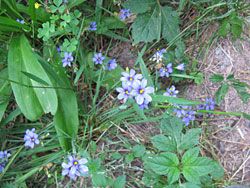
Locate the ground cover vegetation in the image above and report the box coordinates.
[0,0,250,187]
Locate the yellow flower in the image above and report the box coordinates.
[34,2,41,9]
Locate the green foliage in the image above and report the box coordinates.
[127,1,183,52]
[144,117,224,186]
[210,73,250,104]
[218,12,244,39]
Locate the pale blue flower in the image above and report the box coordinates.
[24,128,39,149]
[62,52,74,67]
[89,22,97,31]
[131,79,154,105]
[93,53,105,65]
[120,69,142,86]
[164,85,179,97]
[119,9,131,20]
[62,155,88,180]
[159,63,173,77]
[176,63,185,71]
[107,59,117,71]
[116,82,133,103]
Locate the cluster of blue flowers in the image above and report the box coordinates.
[119,9,131,21]
[197,98,215,111]
[24,128,40,149]
[174,106,196,126]
[116,69,154,109]
[0,151,11,173]
[92,52,117,71]
[62,52,74,67]
[62,155,89,180]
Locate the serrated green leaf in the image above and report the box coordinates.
[210,161,224,180]
[160,116,183,138]
[92,173,108,187]
[182,147,200,164]
[232,83,250,103]
[151,134,177,152]
[183,157,214,183]
[218,21,230,37]
[215,84,229,104]
[180,182,200,188]
[113,175,126,188]
[161,6,180,44]
[209,74,224,83]
[132,6,161,44]
[123,0,156,14]
[179,128,201,150]
[132,145,145,158]
[147,152,179,184]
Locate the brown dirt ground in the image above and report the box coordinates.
[185,20,250,185]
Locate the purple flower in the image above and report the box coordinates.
[131,79,154,105]
[88,21,97,31]
[139,99,150,110]
[174,106,195,126]
[119,9,131,21]
[16,19,25,24]
[116,82,133,103]
[62,52,74,67]
[0,151,11,160]
[62,155,88,180]
[107,59,117,71]
[150,49,166,63]
[24,128,39,149]
[93,53,105,65]
[159,63,173,77]
[0,150,11,173]
[120,69,142,86]
[164,85,179,97]
[205,98,215,111]
[176,63,185,71]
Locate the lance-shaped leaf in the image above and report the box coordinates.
[8,36,43,121]
[18,35,58,115]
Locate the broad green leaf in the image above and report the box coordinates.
[92,173,108,187]
[215,84,229,104]
[180,182,200,188]
[151,134,177,152]
[39,57,79,151]
[8,36,43,121]
[181,147,200,164]
[147,152,179,184]
[123,0,156,14]
[113,175,126,188]
[179,128,201,150]
[21,71,49,86]
[210,161,224,180]
[209,74,224,83]
[16,35,58,115]
[183,157,214,183]
[0,69,11,122]
[132,6,161,44]
[161,6,180,44]
[132,145,145,158]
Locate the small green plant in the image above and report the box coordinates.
[210,73,250,104]
[143,117,224,187]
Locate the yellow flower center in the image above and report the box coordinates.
[129,77,133,81]
[74,161,78,165]
[35,2,41,9]
[125,90,129,94]
[139,89,144,94]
